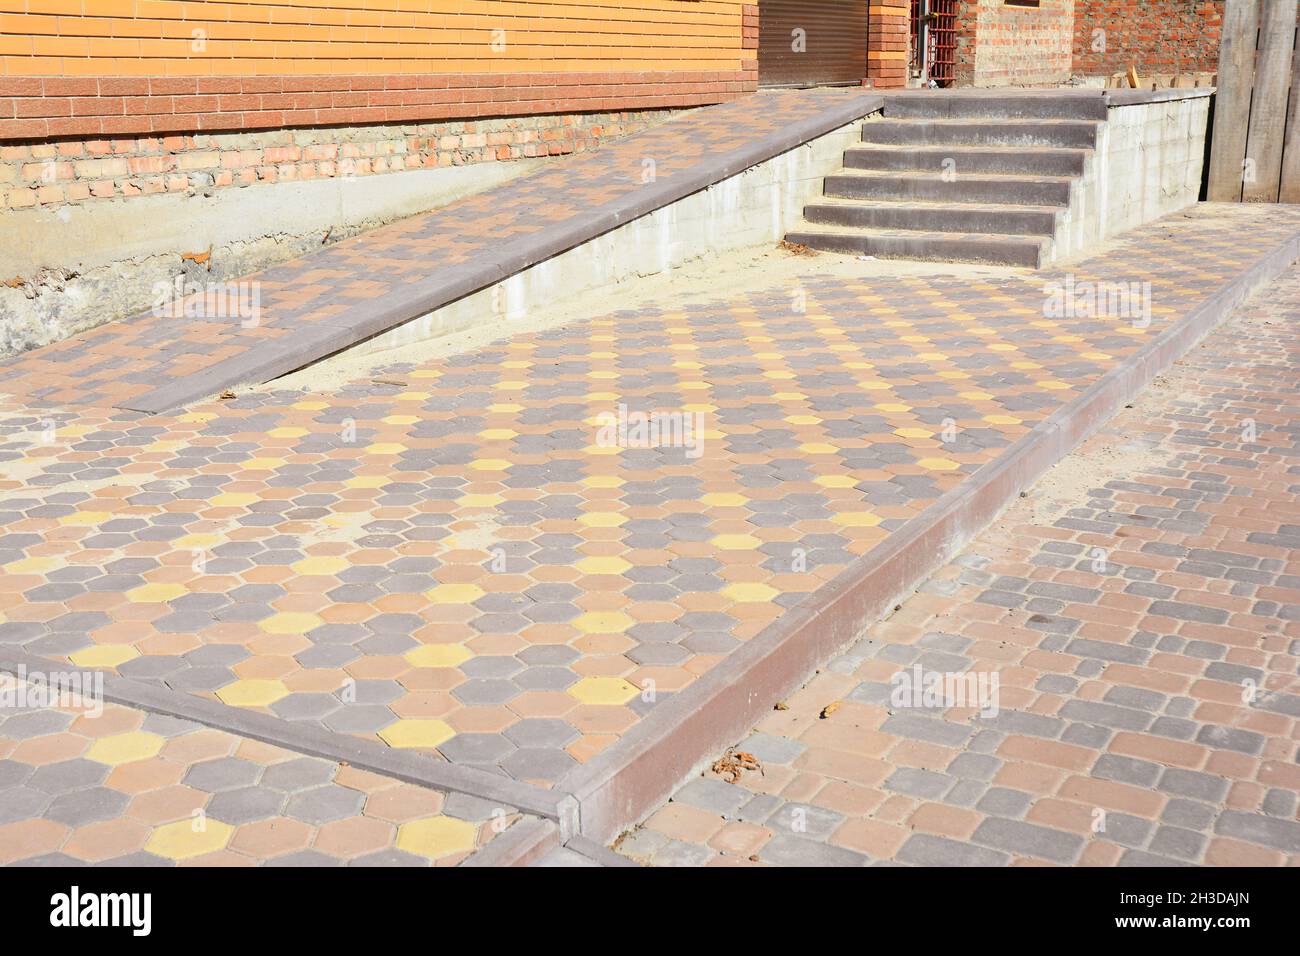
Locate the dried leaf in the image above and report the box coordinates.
[819,701,842,719]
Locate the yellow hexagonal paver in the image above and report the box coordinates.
[396,816,478,860]
[291,556,349,576]
[58,511,112,526]
[573,612,634,634]
[86,732,165,766]
[425,583,485,604]
[365,443,408,455]
[917,458,961,471]
[468,458,511,471]
[3,556,61,574]
[722,582,780,603]
[575,556,631,575]
[68,644,139,669]
[145,819,235,861]
[258,612,323,635]
[831,511,883,528]
[379,719,455,749]
[578,512,627,528]
[268,427,308,438]
[478,429,518,441]
[894,427,934,439]
[798,443,839,455]
[126,582,187,604]
[568,677,639,706]
[581,475,624,489]
[814,475,858,488]
[701,493,748,507]
[216,679,290,708]
[404,644,473,668]
[210,492,258,508]
[345,475,389,489]
[710,534,761,551]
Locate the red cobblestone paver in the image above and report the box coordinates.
[615,262,1300,866]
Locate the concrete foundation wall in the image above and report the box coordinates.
[1052,90,1211,263]
[0,156,547,356]
[352,117,872,357]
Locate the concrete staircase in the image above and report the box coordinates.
[786,93,1111,268]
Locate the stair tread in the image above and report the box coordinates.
[870,117,1104,126]
[829,169,1076,183]
[808,197,1064,214]
[847,144,1092,155]
[790,226,1047,245]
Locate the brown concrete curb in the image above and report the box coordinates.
[459,817,562,867]
[556,223,1300,845]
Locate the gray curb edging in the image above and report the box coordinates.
[554,222,1300,845]
[0,648,565,822]
[122,91,885,414]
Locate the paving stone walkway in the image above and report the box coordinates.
[0,204,1298,793]
[0,203,1298,863]
[0,679,518,866]
[0,88,878,414]
[617,265,1300,866]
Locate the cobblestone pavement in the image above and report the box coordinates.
[617,264,1300,867]
[0,681,517,866]
[0,204,1298,799]
[0,89,875,413]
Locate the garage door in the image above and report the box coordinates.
[758,0,868,88]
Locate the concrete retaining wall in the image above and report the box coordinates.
[351,118,872,357]
[1053,89,1211,263]
[0,158,548,356]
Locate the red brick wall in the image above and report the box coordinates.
[954,0,1076,87]
[1072,0,1226,77]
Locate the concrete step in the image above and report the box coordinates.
[884,92,1109,121]
[803,198,1060,237]
[824,170,1073,207]
[861,118,1103,149]
[844,144,1089,177]
[786,226,1046,268]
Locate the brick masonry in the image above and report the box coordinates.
[1071,0,1226,78]
[618,261,1300,866]
[0,108,673,210]
[954,0,1077,88]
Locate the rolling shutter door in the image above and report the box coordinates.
[758,0,868,88]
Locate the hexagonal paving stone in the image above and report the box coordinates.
[182,757,261,792]
[284,785,365,825]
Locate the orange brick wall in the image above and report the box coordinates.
[0,0,757,139]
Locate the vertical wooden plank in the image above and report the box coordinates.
[1207,0,1261,202]
[1242,0,1298,201]
[1279,18,1300,203]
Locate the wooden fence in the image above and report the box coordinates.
[1207,0,1300,202]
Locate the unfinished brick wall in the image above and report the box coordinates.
[0,1,755,140]
[1072,0,1225,77]
[0,109,670,210]
[954,0,1076,87]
